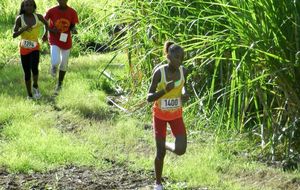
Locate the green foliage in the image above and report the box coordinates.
[111,0,300,161]
[0,47,299,189]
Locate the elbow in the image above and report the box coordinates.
[147,97,152,102]
[147,96,154,103]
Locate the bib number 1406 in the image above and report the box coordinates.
[161,98,181,110]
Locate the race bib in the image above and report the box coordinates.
[160,98,181,110]
[59,33,68,42]
[20,39,37,49]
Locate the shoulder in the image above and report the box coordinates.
[36,13,43,19]
[152,64,166,79]
[14,15,22,25]
[180,65,187,73]
[181,66,188,79]
[152,64,167,82]
[47,6,58,13]
[153,64,167,74]
[67,6,78,14]
[15,15,22,21]
[36,14,46,23]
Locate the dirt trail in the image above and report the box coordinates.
[0,165,155,190]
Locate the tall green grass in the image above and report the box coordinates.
[110,0,300,160]
[0,0,122,59]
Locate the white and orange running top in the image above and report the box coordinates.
[153,64,185,120]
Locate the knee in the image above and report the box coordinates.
[24,72,31,81]
[175,146,186,156]
[51,56,60,66]
[59,63,68,71]
[52,61,60,67]
[32,68,39,75]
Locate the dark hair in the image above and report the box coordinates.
[163,41,184,58]
[19,0,37,15]
[163,41,175,55]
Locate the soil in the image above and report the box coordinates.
[0,165,155,190]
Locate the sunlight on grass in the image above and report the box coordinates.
[0,96,96,172]
[56,79,108,116]
[81,119,152,162]
[167,144,221,186]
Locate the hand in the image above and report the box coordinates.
[71,28,78,34]
[49,28,59,34]
[165,80,175,92]
[42,34,48,42]
[22,25,32,32]
[181,93,189,103]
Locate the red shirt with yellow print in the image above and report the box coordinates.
[153,65,185,121]
[44,6,79,49]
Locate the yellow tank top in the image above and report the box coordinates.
[19,14,42,55]
[153,64,185,120]
[20,13,42,42]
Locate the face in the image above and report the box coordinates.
[167,49,184,70]
[23,0,35,14]
[57,0,68,8]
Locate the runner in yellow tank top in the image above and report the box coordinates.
[13,0,50,99]
[147,41,189,190]
[152,63,185,120]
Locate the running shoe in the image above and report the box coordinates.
[32,87,42,99]
[54,85,62,95]
[27,96,33,100]
[154,184,163,190]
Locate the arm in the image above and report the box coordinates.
[37,14,49,29]
[147,68,175,102]
[41,12,59,40]
[12,16,32,38]
[37,14,49,42]
[147,70,166,102]
[70,23,78,34]
[181,67,190,103]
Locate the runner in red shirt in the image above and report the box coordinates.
[43,0,79,95]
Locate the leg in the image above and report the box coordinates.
[21,54,32,97]
[25,80,32,97]
[31,51,40,88]
[58,48,70,86]
[166,117,187,155]
[155,137,166,185]
[50,45,61,77]
[153,116,167,186]
[58,70,66,87]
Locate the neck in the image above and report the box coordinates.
[59,5,67,10]
[24,12,33,16]
[167,64,177,73]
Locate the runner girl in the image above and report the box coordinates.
[43,0,79,95]
[147,41,189,190]
[13,0,50,99]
